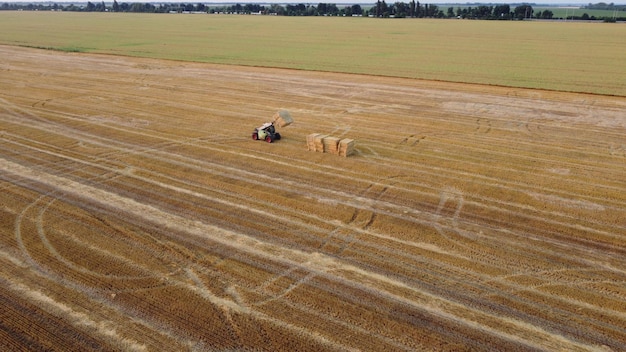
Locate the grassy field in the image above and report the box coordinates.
[0,11,625,96]
[534,7,623,19]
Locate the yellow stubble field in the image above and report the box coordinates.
[1,45,625,350]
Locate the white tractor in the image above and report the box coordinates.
[251,110,293,143]
[252,122,281,143]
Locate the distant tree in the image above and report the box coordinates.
[425,4,438,17]
[95,1,105,11]
[540,10,554,19]
[315,3,338,15]
[493,4,510,19]
[456,7,463,18]
[269,3,285,15]
[112,0,119,12]
[394,1,409,17]
[316,2,326,14]
[375,0,389,17]
[476,5,492,19]
[129,2,142,12]
[285,3,306,15]
[514,5,533,20]
[373,0,388,17]
[129,2,153,12]
[447,7,454,17]
[327,4,339,15]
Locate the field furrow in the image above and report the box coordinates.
[1,45,625,351]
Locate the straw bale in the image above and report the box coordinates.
[273,110,294,127]
[339,138,356,157]
[323,136,340,155]
[314,134,328,152]
[307,133,321,151]
[305,134,355,156]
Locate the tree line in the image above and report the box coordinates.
[0,1,532,19]
[1,1,624,21]
[584,2,626,11]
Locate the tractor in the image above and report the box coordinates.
[251,110,293,143]
[252,122,281,143]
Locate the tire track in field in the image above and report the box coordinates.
[0,131,202,289]
[356,143,624,232]
[425,183,626,339]
[184,268,245,347]
[318,179,391,256]
[4,109,620,308]
[4,156,607,351]
[3,101,620,308]
[6,146,620,344]
[4,131,464,271]
[228,142,624,263]
[2,105,464,255]
[326,93,620,187]
[2,146,368,346]
[4,158,428,350]
[255,267,317,306]
[7,92,620,241]
[241,126,620,239]
[2,48,620,346]
[365,130,625,195]
[265,168,626,343]
[3,281,148,352]
[11,171,178,290]
[35,197,185,283]
[327,173,626,343]
[227,136,624,237]
[4,158,351,350]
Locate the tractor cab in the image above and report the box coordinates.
[252,122,280,143]
[251,110,293,143]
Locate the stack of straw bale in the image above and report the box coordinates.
[306,133,320,151]
[323,136,341,155]
[273,110,294,127]
[314,134,328,152]
[307,134,356,157]
[338,138,356,157]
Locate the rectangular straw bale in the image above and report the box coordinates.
[306,133,320,151]
[322,136,340,155]
[338,138,356,157]
[314,134,328,152]
[273,110,293,127]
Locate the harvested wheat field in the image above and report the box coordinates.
[1,45,625,351]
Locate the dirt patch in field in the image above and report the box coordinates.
[1,45,625,351]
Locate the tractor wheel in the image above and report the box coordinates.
[265,135,273,143]
[252,132,258,140]
[274,132,281,140]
